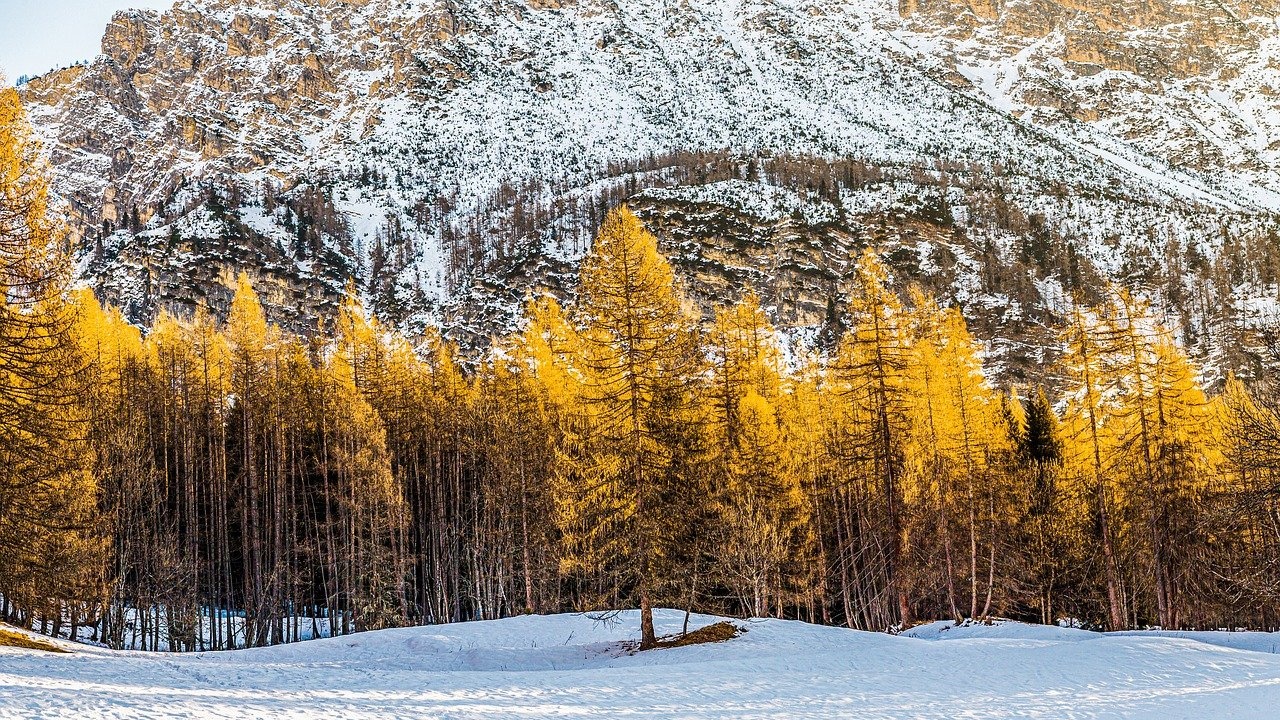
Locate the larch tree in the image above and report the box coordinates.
[901,290,960,622]
[706,292,784,442]
[706,293,808,618]
[11,152,1280,647]
[524,294,589,594]
[329,291,421,627]
[1059,296,1127,629]
[222,275,283,646]
[1106,293,1217,627]
[904,293,1009,621]
[489,293,588,615]
[473,355,560,617]
[557,206,699,649]
[162,307,234,649]
[720,389,810,617]
[321,329,410,634]
[1145,335,1220,625]
[777,357,833,625]
[77,293,159,649]
[1217,377,1280,623]
[830,248,916,628]
[519,293,582,410]
[401,325,473,624]
[0,82,102,631]
[935,305,1012,620]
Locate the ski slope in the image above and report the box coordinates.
[4,610,1280,718]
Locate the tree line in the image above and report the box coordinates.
[5,82,1280,651]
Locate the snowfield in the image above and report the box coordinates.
[4,612,1280,718]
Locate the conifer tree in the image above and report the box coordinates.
[1059,297,1127,629]
[172,308,234,648]
[330,291,428,624]
[557,206,699,648]
[502,293,587,613]
[937,305,1012,620]
[474,356,559,616]
[707,292,784,441]
[78,294,160,648]
[719,390,809,616]
[706,293,807,617]
[398,326,472,623]
[905,293,1010,620]
[777,357,834,625]
[320,332,409,633]
[9,163,1280,644]
[1218,377,1280,622]
[0,83,102,630]
[1106,294,1216,627]
[222,275,283,645]
[830,248,915,627]
[520,294,582,410]
[1015,387,1069,625]
[902,292,951,620]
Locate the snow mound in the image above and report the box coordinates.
[903,618,1098,643]
[4,611,1280,718]
[906,618,1280,655]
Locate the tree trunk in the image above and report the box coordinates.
[1100,496,1125,630]
[639,579,656,649]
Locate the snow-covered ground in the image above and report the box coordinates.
[4,610,1280,718]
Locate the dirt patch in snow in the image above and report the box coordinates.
[651,621,743,650]
[0,625,70,653]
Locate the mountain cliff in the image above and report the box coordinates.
[16,0,1280,380]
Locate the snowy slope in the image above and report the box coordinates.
[4,611,1280,718]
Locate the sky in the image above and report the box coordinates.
[0,0,174,83]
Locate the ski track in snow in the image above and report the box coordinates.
[4,611,1280,718]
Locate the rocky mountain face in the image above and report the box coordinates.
[15,0,1280,380]
[900,0,1280,195]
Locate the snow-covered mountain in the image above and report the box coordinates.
[17,0,1280,379]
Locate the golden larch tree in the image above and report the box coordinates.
[557,206,700,649]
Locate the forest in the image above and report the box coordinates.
[4,85,1280,654]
